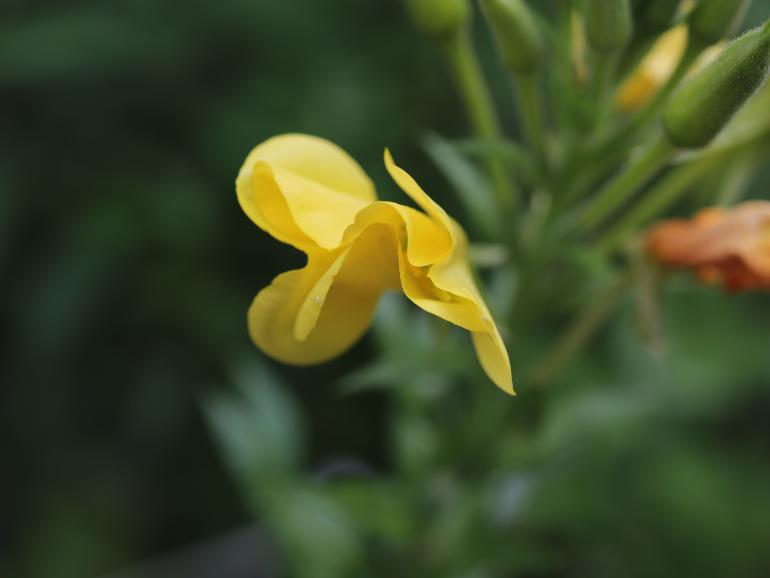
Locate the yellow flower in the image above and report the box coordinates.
[236,134,514,394]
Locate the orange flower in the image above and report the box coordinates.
[647,201,770,291]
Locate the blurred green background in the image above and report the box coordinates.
[2,1,770,577]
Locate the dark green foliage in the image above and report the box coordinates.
[690,0,755,45]
[584,0,634,52]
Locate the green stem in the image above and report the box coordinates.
[590,50,619,129]
[555,146,626,211]
[443,30,520,209]
[577,135,675,232]
[514,70,549,163]
[452,137,539,187]
[596,157,713,253]
[529,274,631,386]
[715,152,760,206]
[550,0,575,134]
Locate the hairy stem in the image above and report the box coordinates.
[529,274,631,386]
[577,136,675,233]
[443,30,521,210]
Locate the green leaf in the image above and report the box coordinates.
[328,480,414,547]
[266,485,364,578]
[202,357,304,485]
[421,132,503,239]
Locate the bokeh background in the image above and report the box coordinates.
[3,1,770,577]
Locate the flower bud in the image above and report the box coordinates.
[633,0,681,33]
[584,0,633,52]
[616,25,688,112]
[403,0,470,41]
[663,22,770,149]
[689,0,753,46]
[480,0,543,73]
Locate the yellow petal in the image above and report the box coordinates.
[241,134,375,202]
[386,151,513,393]
[398,244,514,393]
[472,327,514,395]
[397,246,487,332]
[421,224,514,394]
[381,155,514,393]
[237,134,376,251]
[248,224,400,365]
[384,149,454,266]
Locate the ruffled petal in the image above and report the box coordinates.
[237,134,377,252]
[248,224,400,365]
[419,224,514,394]
[398,246,514,393]
[384,149,454,266]
[397,247,488,332]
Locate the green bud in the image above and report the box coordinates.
[403,0,470,40]
[634,0,681,33]
[480,0,543,73]
[584,0,633,52]
[663,23,770,149]
[689,0,753,46]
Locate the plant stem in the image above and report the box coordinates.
[577,135,675,232]
[715,152,761,206]
[596,157,714,253]
[452,137,536,183]
[443,30,520,210]
[550,0,576,134]
[514,71,548,163]
[590,50,618,130]
[529,273,631,386]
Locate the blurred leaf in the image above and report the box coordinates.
[627,239,666,358]
[329,480,414,548]
[340,294,476,394]
[0,8,184,81]
[452,137,538,186]
[540,387,660,457]
[422,132,503,239]
[610,289,770,413]
[265,485,363,578]
[423,476,482,570]
[392,412,440,474]
[202,357,304,486]
[468,243,510,268]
